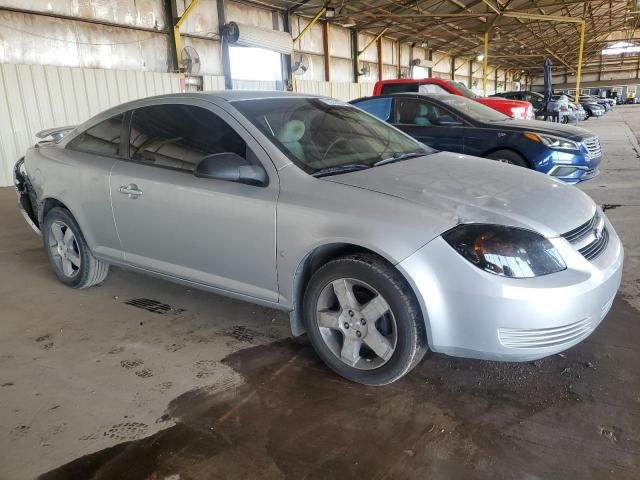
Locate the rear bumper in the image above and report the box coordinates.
[13,158,40,234]
[398,216,623,362]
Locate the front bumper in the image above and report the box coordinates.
[398,215,623,362]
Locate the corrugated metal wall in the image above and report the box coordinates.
[0,63,226,186]
[0,62,377,187]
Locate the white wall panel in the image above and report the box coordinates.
[226,1,274,30]
[0,63,221,187]
[291,17,324,55]
[232,79,277,90]
[330,25,351,59]
[331,57,353,83]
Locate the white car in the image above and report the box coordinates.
[14,92,623,385]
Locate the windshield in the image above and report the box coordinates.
[436,95,510,122]
[447,80,479,99]
[233,97,433,175]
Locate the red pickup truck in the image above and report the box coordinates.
[373,78,534,120]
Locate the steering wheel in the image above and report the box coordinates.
[320,138,352,163]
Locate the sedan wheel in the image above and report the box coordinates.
[316,278,397,370]
[303,253,427,385]
[43,207,110,288]
[48,221,81,278]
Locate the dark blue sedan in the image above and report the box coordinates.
[350,93,602,184]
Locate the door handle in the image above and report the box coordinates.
[119,184,143,199]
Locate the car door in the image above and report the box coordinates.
[109,99,279,302]
[61,113,126,261]
[392,97,465,153]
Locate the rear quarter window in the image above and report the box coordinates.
[353,98,392,122]
[380,83,419,94]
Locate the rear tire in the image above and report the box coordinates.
[303,253,427,385]
[486,149,529,168]
[42,207,109,289]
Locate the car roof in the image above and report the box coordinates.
[354,92,459,100]
[137,90,323,102]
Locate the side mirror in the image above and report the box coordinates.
[435,115,464,126]
[194,152,267,186]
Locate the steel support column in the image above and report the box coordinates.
[322,21,331,82]
[216,0,232,89]
[377,37,383,81]
[575,19,586,103]
[483,31,489,96]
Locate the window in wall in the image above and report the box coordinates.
[229,46,283,83]
[66,114,123,157]
[128,104,246,173]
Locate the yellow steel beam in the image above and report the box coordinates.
[175,0,200,68]
[483,30,488,96]
[293,7,326,42]
[575,19,586,103]
[176,0,200,28]
[358,27,389,57]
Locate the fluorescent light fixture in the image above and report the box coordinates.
[325,7,336,18]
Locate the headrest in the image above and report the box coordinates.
[277,120,305,143]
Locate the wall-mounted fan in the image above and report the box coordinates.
[181,46,201,75]
[358,62,371,78]
[292,52,310,76]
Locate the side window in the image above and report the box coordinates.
[394,99,452,126]
[66,114,123,156]
[128,104,247,173]
[380,82,419,94]
[354,98,392,122]
[417,84,449,94]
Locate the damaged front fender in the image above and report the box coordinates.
[13,158,41,235]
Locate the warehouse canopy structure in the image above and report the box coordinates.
[287,0,637,76]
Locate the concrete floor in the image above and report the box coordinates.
[2,107,640,480]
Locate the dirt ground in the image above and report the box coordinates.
[1,106,640,480]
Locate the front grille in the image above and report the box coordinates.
[561,212,608,261]
[579,227,609,260]
[583,136,602,159]
[562,213,598,243]
[498,318,593,348]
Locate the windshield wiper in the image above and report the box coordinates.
[312,164,371,178]
[373,151,425,167]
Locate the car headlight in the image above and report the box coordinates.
[524,132,580,150]
[442,224,566,278]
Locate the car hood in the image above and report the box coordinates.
[324,152,595,238]
[490,119,592,139]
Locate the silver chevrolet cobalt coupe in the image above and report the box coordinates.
[15,91,623,385]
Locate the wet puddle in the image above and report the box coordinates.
[40,298,640,480]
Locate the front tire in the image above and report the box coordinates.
[486,149,529,168]
[42,207,109,288]
[303,254,427,385]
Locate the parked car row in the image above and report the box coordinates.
[14,90,621,386]
[356,89,602,184]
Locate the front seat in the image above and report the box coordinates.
[415,104,432,126]
[276,120,306,160]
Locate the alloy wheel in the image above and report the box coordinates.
[315,278,398,370]
[48,221,81,278]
